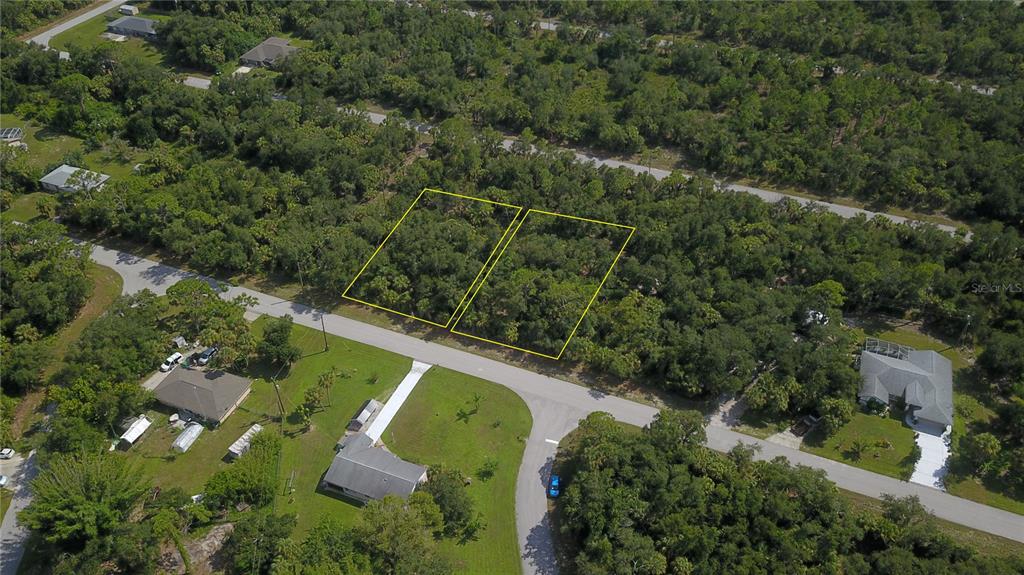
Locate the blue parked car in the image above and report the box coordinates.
[548,474,561,498]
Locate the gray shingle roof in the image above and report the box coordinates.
[154,369,251,423]
[107,16,157,35]
[324,433,426,500]
[859,350,953,426]
[240,37,298,64]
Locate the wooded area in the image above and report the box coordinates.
[345,189,521,326]
[557,411,1024,574]
[2,3,1023,569]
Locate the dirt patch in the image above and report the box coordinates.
[158,523,234,575]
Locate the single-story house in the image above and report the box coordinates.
[322,433,428,503]
[118,414,151,449]
[39,164,109,193]
[154,369,252,426]
[858,347,954,432]
[0,127,23,142]
[106,16,157,39]
[118,4,139,15]
[239,37,298,67]
[348,399,383,432]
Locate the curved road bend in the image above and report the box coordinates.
[27,0,128,48]
[86,244,1023,575]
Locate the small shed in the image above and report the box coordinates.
[118,414,151,449]
[171,335,187,349]
[227,424,263,459]
[348,399,383,432]
[118,4,139,15]
[172,422,204,453]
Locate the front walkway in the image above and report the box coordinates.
[364,360,432,442]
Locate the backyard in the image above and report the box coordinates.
[389,367,532,575]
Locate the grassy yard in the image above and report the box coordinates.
[388,367,532,575]
[802,410,918,480]
[1,192,46,224]
[49,6,170,68]
[126,318,412,533]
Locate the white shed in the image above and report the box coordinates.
[172,422,203,453]
[227,424,263,459]
[118,414,151,449]
[119,4,139,15]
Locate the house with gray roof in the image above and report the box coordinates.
[239,37,298,67]
[858,347,953,431]
[39,164,109,193]
[154,369,252,426]
[322,433,427,503]
[106,16,157,39]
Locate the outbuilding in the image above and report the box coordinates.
[118,414,152,449]
[228,424,263,459]
[39,164,109,193]
[172,422,204,453]
[118,4,139,15]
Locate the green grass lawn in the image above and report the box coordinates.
[802,410,918,480]
[388,367,532,575]
[126,318,412,533]
[735,410,790,439]
[49,6,170,68]
[1,192,46,224]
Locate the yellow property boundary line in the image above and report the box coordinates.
[342,188,524,328]
[450,208,636,360]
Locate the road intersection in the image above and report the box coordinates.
[87,243,1023,574]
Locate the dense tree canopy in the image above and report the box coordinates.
[558,411,1024,574]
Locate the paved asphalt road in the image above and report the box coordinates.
[86,244,1023,575]
[0,452,38,575]
[27,0,127,48]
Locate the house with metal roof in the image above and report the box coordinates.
[106,16,157,39]
[39,164,109,193]
[239,37,298,67]
[322,433,428,503]
[858,347,954,431]
[154,369,252,426]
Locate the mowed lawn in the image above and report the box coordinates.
[388,367,532,575]
[126,318,412,533]
[802,410,918,479]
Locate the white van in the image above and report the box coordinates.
[160,352,184,372]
